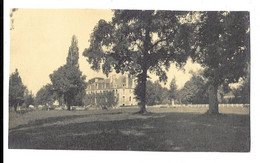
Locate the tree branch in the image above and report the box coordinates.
[151,39,167,49]
[134,42,145,54]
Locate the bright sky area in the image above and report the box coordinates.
[10,9,202,95]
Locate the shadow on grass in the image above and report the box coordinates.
[9,111,124,131]
[9,112,250,152]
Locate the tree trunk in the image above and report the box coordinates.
[207,84,219,114]
[64,94,71,111]
[138,69,148,114]
[67,103,71,111]
[14,103,17,112]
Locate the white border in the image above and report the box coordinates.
[4,0,260,163]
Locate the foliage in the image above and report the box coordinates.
[177,74,208,104]
[50,35,87,110]
[9,69,26,111]
[161,87,170,104]
[145,80,170,106]
[72,89,86,106]
[190,11,250,113]
[231,75,250,104]
[85,91,118,108]
[83,10,192,113]
[168,77,178,100]
[145,80,162,106]
[50,65,86,110]
[24,90,35,108]
[35,84,55,106]
[66,35,79,67]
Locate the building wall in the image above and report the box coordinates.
[116,88,137,106]
[86,73,138,107]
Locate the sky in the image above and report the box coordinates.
[10,9,202,95]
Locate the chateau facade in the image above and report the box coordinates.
[86,73,138,107]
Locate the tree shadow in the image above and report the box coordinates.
[9,111,124,131]
[8,112,250,152]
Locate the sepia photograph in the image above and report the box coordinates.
[4,0,259,162]
[8,8,250,151]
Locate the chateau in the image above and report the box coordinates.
[86,73,138,107]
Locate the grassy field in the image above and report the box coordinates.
[8,106,250,151]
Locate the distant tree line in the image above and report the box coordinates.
[9,35,87,111]
[145,71,249,106]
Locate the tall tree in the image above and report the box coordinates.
[191,11,250,114]
[50,35,87,110]
[9,69,26,111]
[66,35,79,67]
[83,10,192,113]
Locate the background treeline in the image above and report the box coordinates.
[9,65,250,111]
[146,71,249,106]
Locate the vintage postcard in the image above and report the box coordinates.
[4,0,257,163]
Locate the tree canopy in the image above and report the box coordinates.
[83,10,192,113]
[23,90,35,108]
[35,84,55,106]
[190,11,250,113]
[66,35,79,67]
[50,64,86,110]
[9,68,26,111]
[177,73,208,104]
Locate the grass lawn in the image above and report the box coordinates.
[8,106,250,151]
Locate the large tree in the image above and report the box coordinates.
[9,68,26,111]
[50,65,86,110]
[50,35,86,110]
[191,11,250,114]
[83,10,192,113]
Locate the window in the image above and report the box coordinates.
[123,96,125,102]
[129,96,131,101]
